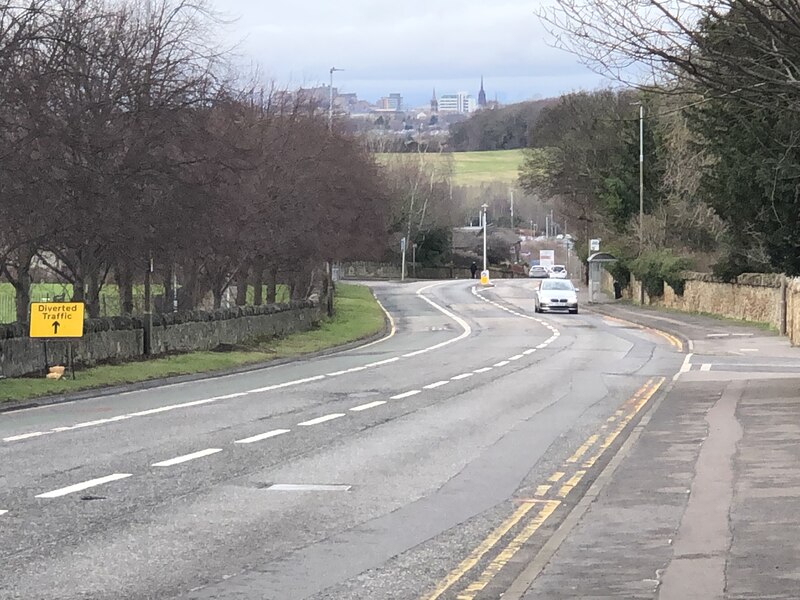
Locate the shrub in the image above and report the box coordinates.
[631,250,691,297]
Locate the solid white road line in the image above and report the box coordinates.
[268,483,351,492]
[298,413,345,426]
[391,390,422,400]
[402,282,472,358]
[474,367,493,373]
[234,429,291,444]
[152,448,222,467]
[493,360,510,367]
[451,373,474,380]
[700,363,712,372]
[36,473,132,499]
[739,348,759,352]
[424,380,450,389]
[3,431,46,442]
[350,400,387,412]
[364,357,400,368]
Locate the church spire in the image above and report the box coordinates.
[431,87,438,113]
[478,76,487,107]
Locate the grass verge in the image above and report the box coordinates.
[0,283,386,405]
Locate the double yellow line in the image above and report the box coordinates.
[602,315,684,351]
[420,377,665,600]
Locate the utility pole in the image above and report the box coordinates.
[509,190,514,228]
[329,67,343,131]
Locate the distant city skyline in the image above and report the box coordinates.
[210,1,613,108]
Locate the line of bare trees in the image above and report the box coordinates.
[0,0,387,324]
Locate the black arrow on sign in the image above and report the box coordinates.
[52,321,60,334]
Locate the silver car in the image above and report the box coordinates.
[535,279,579,314]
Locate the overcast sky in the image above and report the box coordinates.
[209,0,610,107]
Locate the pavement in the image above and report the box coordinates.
[1,278,799,599]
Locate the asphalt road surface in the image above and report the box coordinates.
[0,279,684,600]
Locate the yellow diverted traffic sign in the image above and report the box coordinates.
[29,302,85,338]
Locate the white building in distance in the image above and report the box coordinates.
[438,92,477,114]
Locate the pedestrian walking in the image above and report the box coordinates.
[470,261,478,279]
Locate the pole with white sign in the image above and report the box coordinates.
[400,237,406,281]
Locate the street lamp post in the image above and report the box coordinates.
[481,203,488,274]
[329,67,344,131]
[638,103,644,249]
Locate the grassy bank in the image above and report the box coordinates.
[0,283,385,404]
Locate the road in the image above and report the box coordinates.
[1,279,685,599]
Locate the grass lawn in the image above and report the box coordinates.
[447,149,525,186]
[0,283,385,404]
[378,149,525,187]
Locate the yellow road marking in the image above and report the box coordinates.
[557,470,586,498]
[456,501,561,600]
[421,377,666,600]
[583,378,664,468]
[566,434,599,463]
[603,315,683,351]
[419,501,538,600]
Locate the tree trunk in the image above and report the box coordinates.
[86,270,102,318]
[116,263,134,315]
[235,274,248,306]
[266,265,278,304]
[212,287,223,309]
[252,258,264,306]
[7,245,35,324]
[164,263,176,313]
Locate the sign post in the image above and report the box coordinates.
[400,237,407,281]
[29,302,85,379]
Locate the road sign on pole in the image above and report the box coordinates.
[29,302,85,338]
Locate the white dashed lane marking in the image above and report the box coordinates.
[391,390,422,400]
[152,448,222,467]
[349,400,387,412]
[493,361,510,367]
[508,354,524,361]
[451,373,474,380]
[473,367,493,374]
[298,413,345,427]
[424,380,450,389]
[234,429,291,444]
[36,473,133,499]
[0,510,8,516]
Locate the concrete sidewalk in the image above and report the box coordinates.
[514,302,800,599]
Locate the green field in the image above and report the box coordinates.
[379,149,525,187]
[445,149,525,186]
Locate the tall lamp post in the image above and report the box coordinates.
[631,101,645,303]
[329,66,344,130]
[481,203,489,280]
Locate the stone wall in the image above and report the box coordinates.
[341,261,527,281]
[658,274,782,328]
[0,302,322,378]
[150,306,320,354]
